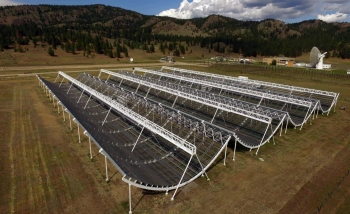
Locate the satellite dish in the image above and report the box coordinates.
[130,58,134,63]
[310,47,320,67]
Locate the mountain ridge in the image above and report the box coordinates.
[0,4,350,59]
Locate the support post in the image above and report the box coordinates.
[210,108,219,123]
[67,82,74,94]
[89,137,92,159]
[77,90,85,103]
[77,123,81,143]
[233,138,237,161]
[118,78,123,87]
[69,113,72,130]
[255,123,270,155]
[195,154,210,181]
[271,125,275,145]
[54,74,59,83]
[129,184,132,214]
[145,87,151,98]
[135,84,140,94]
[104,155,109,181]
[172,95,179,108]
[102,107,112,126]
[131,127,145,152]
[280,120,283,137]
[84,94,92,109]
[62,109,66,121]
[171,155,193,201]
[223,144,228,166]
[59,77,65,87]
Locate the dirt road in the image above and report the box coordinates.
[0,62,199,77]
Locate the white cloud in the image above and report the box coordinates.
[157,0,350,22]
[0,0,22,6]
[317,12,347,22]
[158,0,315,21]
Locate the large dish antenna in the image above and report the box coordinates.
[310,47,320,67]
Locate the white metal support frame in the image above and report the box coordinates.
[223,143,228,166]
[98,70,279,150]
[161,66,339,98]
[62,107,66,121]
[136,67,313,108]
[123,69,289,122]
[73,118,81,143]
[100,69,272,124]
[255,123,270,155]
[161,66,339,114]
[129,184,132,214]
[131,126,145,152]
[84,131,93,159]
[99,148,109,181]
[58,71,197,156]
[102,106,112,126]
[171,155,193,201]
[232,138,237,161]
[69,113,72,130]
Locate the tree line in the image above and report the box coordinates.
[0,5,349,58]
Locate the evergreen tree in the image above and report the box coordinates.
[108,49,113,58]
[76,39,82,51]
[168,43,173,51]
[150,44,155,53]
[64,42,70,53]
[71,41,75,54]
[33,38,37,48]
[48,46,54,56]
[116,45,121,58]
[174,49,180,56]
[160,42,165,55]
[124,46,129,57]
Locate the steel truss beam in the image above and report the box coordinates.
[161,66,338,97]
[154,67,314,108]
[133,68,290,120]
[57,71,197,156]
[161,66,339,113]
[100,69,272,124]
[77,73,233,145]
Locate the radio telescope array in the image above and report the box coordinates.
[36,66,339,213]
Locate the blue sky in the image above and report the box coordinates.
[1,0,350,23]
[1,0,181,15]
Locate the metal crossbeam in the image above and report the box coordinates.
[130,68,290,120]
[78,73,233,144]
[101,69,272,124]
[58,71,197,155]
[152,67,313,107]
[161,66,339,97]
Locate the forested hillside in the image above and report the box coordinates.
[0,4,350,59]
